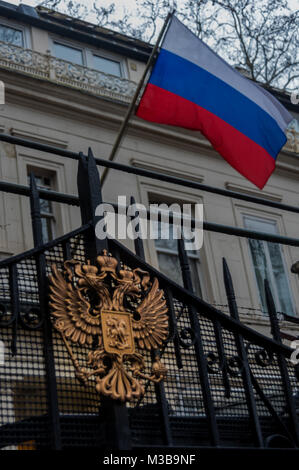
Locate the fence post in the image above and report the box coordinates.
[9,264,20,356]
[223,258,263,447]
[77,148,131,450]
[129,197,173,446]
[77,148,106,260]
[265,279,299,446]
[177,238,220,446]
[29,173,62,449]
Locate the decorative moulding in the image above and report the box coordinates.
[131,158,205,183]
[10,128,68,149]
[276,161,299,176]
[225,182,283,202]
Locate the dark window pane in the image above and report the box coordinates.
[40,198,52,214]
[157,252,183,286]
[41,217,53,243]
[248,238,269,313]
[189,257,203,297]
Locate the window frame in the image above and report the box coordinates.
[232,199,298,317]
[51,37,86,66]
[0,18,31,48]
[243,214,296,315]
[50,35,127,78]
[135,178,210,300]
[153,217,203,297]
[52,40,85,66]
[86,48,126,78]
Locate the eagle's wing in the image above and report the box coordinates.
[49,264,101,346]
[132,278,168,350]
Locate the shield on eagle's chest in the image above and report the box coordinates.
[49,252,168,402]
[101,310,135,355]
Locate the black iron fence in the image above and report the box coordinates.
[0,134,298,450]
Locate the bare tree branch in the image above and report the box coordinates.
[39,0,299,91]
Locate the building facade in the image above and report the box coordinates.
[0,2,298,451]
[0,3,298,336]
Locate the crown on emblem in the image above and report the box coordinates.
[97,249,118,273]
[81,264,98,278]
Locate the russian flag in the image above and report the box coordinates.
[136,17,293,189]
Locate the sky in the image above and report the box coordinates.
[4,0,298,91]
[6,0,299,17]
[6,0,155,13]
[4,0,169,34]
[5,0,298,46]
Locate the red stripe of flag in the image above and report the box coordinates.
[137,84,276,189]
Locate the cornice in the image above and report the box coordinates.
[225,182,283,202]
[10,127,69,148]
[1,68,299,168]
[130,158,205,183]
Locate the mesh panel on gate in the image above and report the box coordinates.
[0,229,298,449]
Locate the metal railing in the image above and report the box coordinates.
[0,134,297,450]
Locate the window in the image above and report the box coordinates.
[52,38,125,77]
[0,24,23,47]
[154,219,203,297]
[92,54,122,77]
[53,41,83,65]
[27,171,56,243]
[244,215,295,315]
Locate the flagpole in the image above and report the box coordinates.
[101,10,175,184]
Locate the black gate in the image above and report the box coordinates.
[0,135,298,450]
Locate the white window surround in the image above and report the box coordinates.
[232,202,298,317]
[53,41,84,66]
[136,178,211,300]
[0,18,31,48]
[50,35,127,78]
[17,152,71,251]
[244,214,296,316]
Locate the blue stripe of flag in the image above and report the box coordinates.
[149,49,286,160]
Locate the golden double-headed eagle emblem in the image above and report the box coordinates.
[48,250,168,402]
